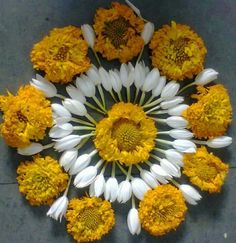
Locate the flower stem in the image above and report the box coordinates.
[143,97,163,108]
[145,105,161,114]
[89,149,98,157]
[136,45,144,64]
[150,154,161,162]
[154,147,165,154]
[131,193,136,208]
[118,91,123,101]
[191,139,207,145]
[143,95,155,106]
[64,176,72,196]
[85,114,97,125]
[92,49,102,67]
[109,90,118,103]
[156,138,172,145]
[126,165,132,180]
[73,126,95,131]
[92,96,107,113]
[171,179,180,188]
[152,118,166,124]
[100,162,108,175]
[55,94,66,99]
[71,117,94,127]
[150,110,167,115]
[43,142,55,150]
[134,88,140,103]
[95,159,104,169]
[126,86,131,102]
[135,164,142,172]
[139,91,146,106]
[75,136,90,150]
[116,162,128,177]
[178,83,193,94]
[97,84,106,108]
[85,101,105,114]
[111,161,116,177]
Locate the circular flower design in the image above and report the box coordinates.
[0,1,233,242]
[31,26,91,83]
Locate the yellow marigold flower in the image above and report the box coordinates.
[0,85,53,148]
[66,197,115,242]
[94,102,157,165]
[93,2,144,63]
[31,26,91,83]
[183,146,229,193]
[17,155,69,206]
[150,21,207,81]
[183,84,232,139]
[139,184,187,236]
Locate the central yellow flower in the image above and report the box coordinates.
[94,102,157,165]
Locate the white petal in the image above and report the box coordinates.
[150,164,171,178]
[74,166,97,188]
[141,22,155,44]
[30,74,57,98]
[179,184,202,205]
[161,81,180,99]
[173,139,196,153]
[99,67,112,91]
[17,143,43,155]
[168,104,189,116]
[152,76,166,97]
[86,65,101,85]
[164,149,183,167]
[63,99,87,116]
[54,116,71,125]
[69,154,91,175]
[49,123,73,138]
[120,63,129,87]
[105,177,119,202]
[81,24,95,48]
[169,129,193,139]
[125,0,142,17]
[47,195,68,222]
[117,180,132,203]
[160,96,184,109]
[66,85,86,103]
[131,178,150,200]
[140,170,159,188]
[166,116,188,129]
[76,76,96,97]
[194,68,218,85]
[134,62,146,89]
[142,68,160,92]
[206,136,232,148]
[160,159,181,177]
[54,135,82,152]
[109,70,122,92]
[93,174,106,197]
[59,149,78,170]
[52,104,71,118]
[127,208,141,235]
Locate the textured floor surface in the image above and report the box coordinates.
[0,0,236,242]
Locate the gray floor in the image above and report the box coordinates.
[0,0,236,242]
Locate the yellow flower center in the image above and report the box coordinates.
[16,111,28,122]
[54,45,69,61]
[170,37,190,66]
[78,207,102,230]
[94,102,157,165]
[112,119,140,151]
[103,17,130,48]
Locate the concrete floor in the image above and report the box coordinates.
[0,0,236,242]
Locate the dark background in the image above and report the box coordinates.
[0,0,235,242]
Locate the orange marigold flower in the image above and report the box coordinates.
[139,184,187,236]
[17,155,69,206]
[183,84,232,139]
[150,21,207,81]
[0,85,53,148]
[66,197,115,242]
[183,146,229,193]
[93,2,144,63]
[31,26,91,83]
[94,102,157,165]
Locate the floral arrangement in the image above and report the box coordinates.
[0,1,233,242]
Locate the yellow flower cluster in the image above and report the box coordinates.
[31,26,91,83]
[150,21,207,81]
[66,197,115,242]
[139,184,187,236]
[17,155,69,206]
[183,146,229,193]
[94,2,144,63]
[94,102,157,165]
[183,84,232,139]
[0,85,52,148]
